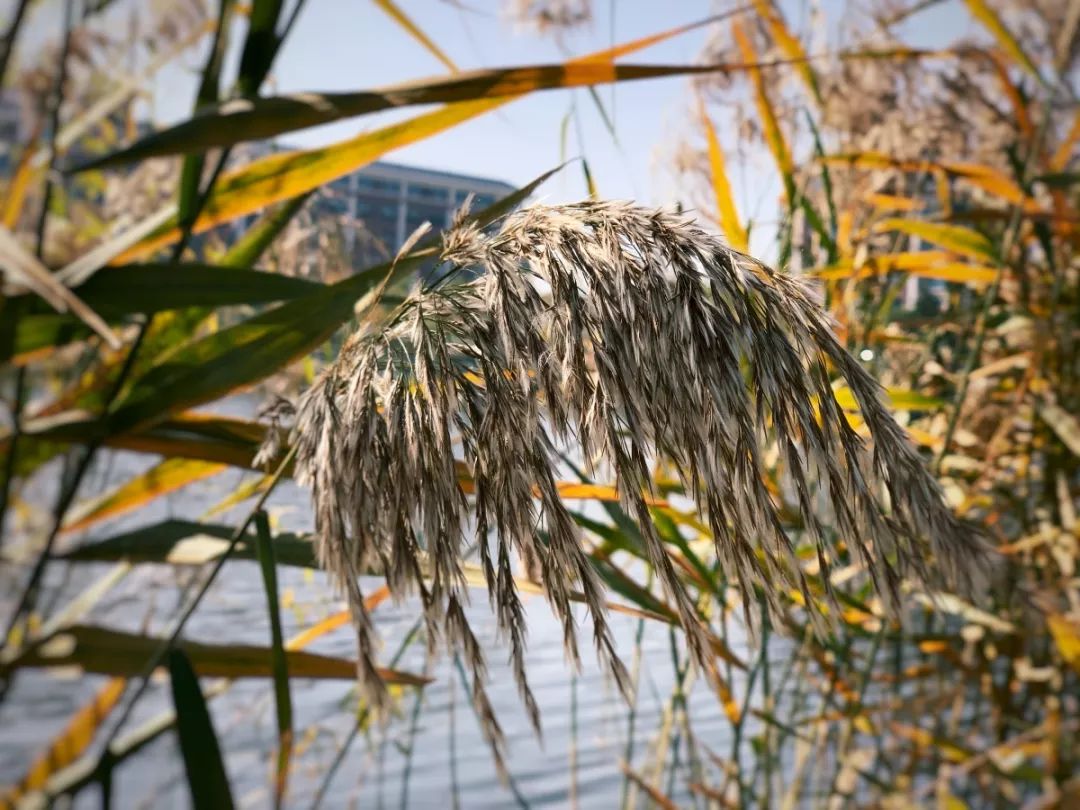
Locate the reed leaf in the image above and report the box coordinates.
[373,0,457,72]
[874,218,998,262]
[168,648,236,810]
[3,624,431,683]
[61,458,228,534]
[962,0,1041,79]
[698,96,748,251]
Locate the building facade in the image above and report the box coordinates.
[317,161,516,268]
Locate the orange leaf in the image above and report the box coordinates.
[1,677,126,807]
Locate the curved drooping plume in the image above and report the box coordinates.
[288,200,989,765]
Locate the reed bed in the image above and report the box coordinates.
[0,0,1077,807]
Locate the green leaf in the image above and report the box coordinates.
[179,1,236,228]
[62,457,228,533]
[253,512,293,807]
[3,266,320,363]
[237,0,284,97]
[220,192,313,268]
[57,519,318,568]
[168,647,236,810]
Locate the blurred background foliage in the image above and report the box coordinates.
[0,0,1078,807]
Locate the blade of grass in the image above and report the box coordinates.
[178,0,236,231]
[373,0,457,72]
[873,218,997,261]
[168,647,236,810]
[60,458,228,534]
[0,677,126,807]
[3,623,431,682]
[237,0,285,97]
[732,18,795,204]
[750,0,821,104]
[0,228,120,349]
[962,0,1041,80]
[697,95,748,250]
[253,512,293,808]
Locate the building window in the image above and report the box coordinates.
[408,184,448,203]
[356,176,401,195]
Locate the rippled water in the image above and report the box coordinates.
[1,398,771,808]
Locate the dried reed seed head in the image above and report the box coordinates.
[288,199,993,749]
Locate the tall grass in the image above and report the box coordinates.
[0,0,1077,808]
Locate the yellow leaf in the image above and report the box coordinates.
[874,218,997,262]
[1046,615,1080,674]
[832,386,943,411]
[905,262,997,284]
[1,677,126,806]
[372,0,457,73]
[1051,109,1080,171]
[62,458,227,533]
[697,96,747,250]
[962,0,1041,79]
[1,129,42,229]
[286,587,391,650]
[732,19,794,197]
[826,152,1038,210]
[750,0,821,104]
[866,192,924,212]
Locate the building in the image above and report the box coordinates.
[316,160,516,267]
[0,93,26,173]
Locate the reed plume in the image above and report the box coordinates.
[286,200,990,767]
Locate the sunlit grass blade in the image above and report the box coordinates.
[731,18,795,202]
[832,387,944,412]
[812,252,999,285]
[168,647,236,810]
[874,218,997,261]
[1,128,42,229]
[61,457,228,534]
[750,0,821,104]
[962,0,1041,80]
[1047,614,1080,674]
[697,96,747,250]
[373,0,457,72]
[823,152,1038,210]
[0,677,126,808]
